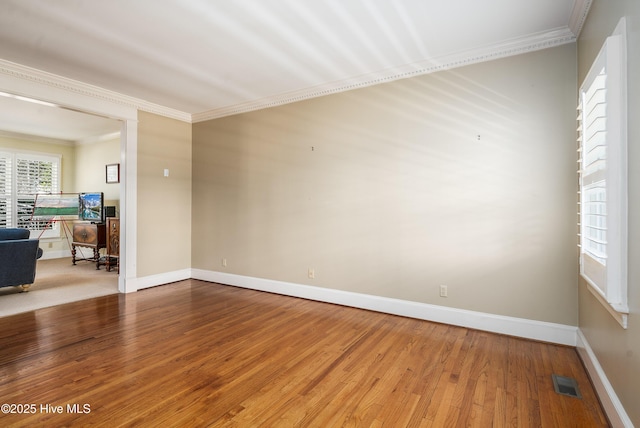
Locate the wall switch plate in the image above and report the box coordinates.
[222,258,227,267]
[308,268,315,279]
[440,285,448,297]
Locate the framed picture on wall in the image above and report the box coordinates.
[106,163,120,183]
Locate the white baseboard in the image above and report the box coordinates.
[576,330,633,428]
[191,269,578,346]
[39,249,72,260]
[134,269,192,290]
[96,267,636,424]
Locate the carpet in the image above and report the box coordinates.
[0,257,119,317]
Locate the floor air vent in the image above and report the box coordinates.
[552,374,582,399]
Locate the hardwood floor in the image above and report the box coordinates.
[0,280,608,427]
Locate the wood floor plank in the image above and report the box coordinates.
[0,280,609,427]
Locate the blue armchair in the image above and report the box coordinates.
[0,228,43,292]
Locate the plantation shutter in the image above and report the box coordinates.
[0,152,11,228]
[0,151,61,236]
[16,154,59,230]
[578,66,608,293]
[578,20,628,328]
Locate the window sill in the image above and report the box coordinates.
[584,277,628,329]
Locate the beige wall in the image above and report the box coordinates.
[137,111,192,277]
[193,44,578,325]
[578,0,640,425]
[72,136,120,258]
[74,137,121,210]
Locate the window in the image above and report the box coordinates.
[0,150,61,238]
[577,18,628,328]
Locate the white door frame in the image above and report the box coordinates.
[0,61,138,293]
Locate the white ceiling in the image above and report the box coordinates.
[0,93,121,143]
[0,0,589,140]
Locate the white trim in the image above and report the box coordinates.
[0,61,138,296]
[132,269,192,291]
[75,131,121,146]
[578,17,628,328]
[0,130,74,146]
[576,330,633,427]
[120,119,137,294]
[0,59,191,123]
[38,249,72,260]
[569,0,593,37]
[0,26,576,124]
[585,279,628,328]
[191,269,578,346]
[193,27,576,122]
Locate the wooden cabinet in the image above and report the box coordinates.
[72,223,106,269]
[106,218,120,272]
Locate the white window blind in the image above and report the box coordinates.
[580,67,607,268]
[577,18,628,328]
[0,150,61,238]
[0,154,11,228]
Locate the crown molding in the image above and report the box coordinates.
[192,27,576,122]
[0,130,74,146]
[75,131,121,146]
[1,25,577,126]
[569,0,593,37]
[0,59,191,123]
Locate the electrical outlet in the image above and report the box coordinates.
[308,268,315,279]
[440,285,448,297]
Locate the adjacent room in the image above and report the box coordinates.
[0,1,638,426]
[0,97,121,316]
